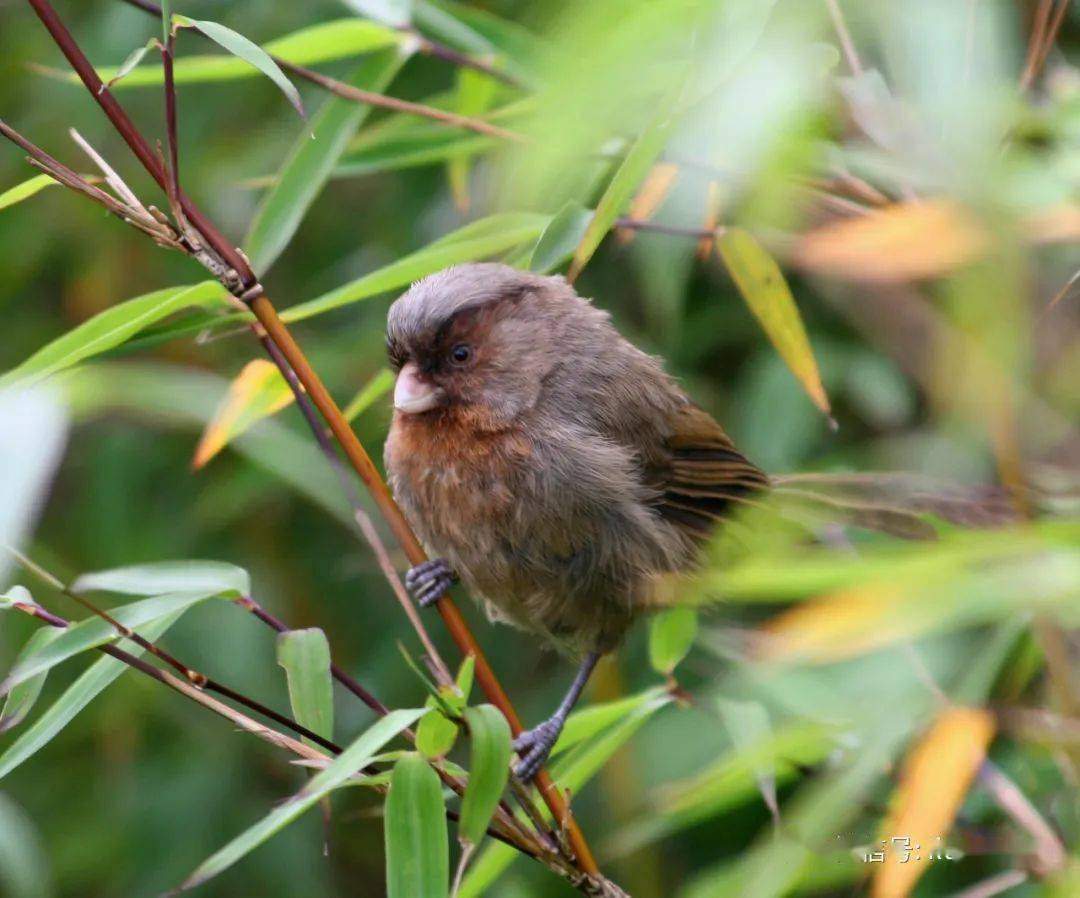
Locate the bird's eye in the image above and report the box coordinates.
[449,343,472,365]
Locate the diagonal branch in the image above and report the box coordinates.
[19,0,602,880]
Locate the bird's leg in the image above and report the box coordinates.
[404,558,457,608]
[514,651,601,781]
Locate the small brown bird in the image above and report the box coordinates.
[384,263,768,779]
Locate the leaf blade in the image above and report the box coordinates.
[178,707,426,891]
[385,753,449,898]
[244,47,410,274]
[716,227,830,415]
[458,705,511,846]
[0,174,57,213]
[180,17,306,116]
[276,628,334,747]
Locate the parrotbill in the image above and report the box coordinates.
[383,262,768,779]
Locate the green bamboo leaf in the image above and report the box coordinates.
[0,281,226,388]
[177,17,306,116]
[0,387,67,585]
[715,228,831,416]
[717,698,778,821]
[553,687,666,758]
[459,692,672,898]
[72,560,250,598]
[0,794,52,898]
[103,38,159,91]
[607,721,835,860]
[648,606,698,674]
[341,0,413,28]
[0,611,183,781]
[0,591,217,695]
[528,201,592,274]
[276,628,334,747]
[416,695,460,758]
[342,368,395,422]
[446,67,498,212]
[458,705,511,847]
[337,131,493,178]
[0,174,57,213]
[385,753,449,898]
[0,623,66,735]
[244,47,410,274]
[568,114,673,281]
[178,707,426,891]
[280,212,549,323]
[83,20,401,88]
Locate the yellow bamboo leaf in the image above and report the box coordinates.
[759,584,913,663]
[192,359,296,469]
[716,227,831,415]
[697,180,722,260]
[793,200,986,283]
[871,707,996,898]
[617,162,679,244]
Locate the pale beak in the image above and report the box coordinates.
[394,361,445,414]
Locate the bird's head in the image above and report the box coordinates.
[385,263,564,430]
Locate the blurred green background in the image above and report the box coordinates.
[1,1,1078,896]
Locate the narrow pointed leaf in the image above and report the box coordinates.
[872,707,995,898]
[0,281,226,388]
[281,213,549,322]
[528,201,592,274]
[0,626,67,734]
[0,387,68,584]
[0,611,183,781]
[717,698,778,822]
[0,793,51,898]
[618,162,678,243]
[416,697,460,758]
[244,47,409,274]
[385,753,449,898]
[86,20,401,87]
[446,67,498,212]
[553,687,666,758]
[342,368,395,422]
[458,705,511,846]
[648,606,698,674]
[276,628,334,747]
[179,17,306,116]
[716,227,831,415]
[342,0,414,28]
[568,114,672,281]
[0,175,57,213]
[193,360,295,468]
[0,591,216,695]
[72,560,250,598]
[103,38,158,90]
[179,707,425,891]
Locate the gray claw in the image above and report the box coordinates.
[405,559,456,608]
[513,718,563,781]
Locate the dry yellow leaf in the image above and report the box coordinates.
[759,584,915,663]
[794,201,986,283]
[872,707,995,898]
[617,162,679,244]
[192,359,296,469]
[697,180,722,261]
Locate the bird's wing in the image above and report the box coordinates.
[650,401,770,539]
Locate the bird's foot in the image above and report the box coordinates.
[513,716,565,781]
[404,558,456,608]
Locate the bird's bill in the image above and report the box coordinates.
[393,361,445,414]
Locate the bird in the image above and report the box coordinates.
[383,262,769,780]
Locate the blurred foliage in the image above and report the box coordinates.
[0,1,1079,897]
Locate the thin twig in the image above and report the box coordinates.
[978,760,1068,876]
[948,870,1028,898]
[825,0,862,76]
[1020,0,1054,90]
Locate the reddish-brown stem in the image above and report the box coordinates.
[22,0,598,876]
[161,32,180,210]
